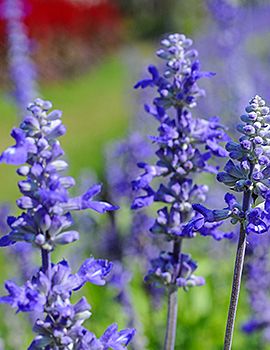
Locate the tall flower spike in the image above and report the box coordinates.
[0,98,135,349]
[192,95,270,349]
[0,99,118,250]
[132,33,229,350]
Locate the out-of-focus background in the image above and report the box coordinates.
[0,0,270,349]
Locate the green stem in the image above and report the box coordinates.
[223,190,251,350]
[164,239,182,350]
[164,286,178,350]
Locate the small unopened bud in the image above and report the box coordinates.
[35,234,46,246]
[47,160,68,172]
[17,166,30,176]
[16,196,35,209]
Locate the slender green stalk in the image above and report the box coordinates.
[223,190,251,350]
[164,239,182,350]
[164,286,179,350]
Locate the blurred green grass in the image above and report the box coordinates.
[0,52,269,350]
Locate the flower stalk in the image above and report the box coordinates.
[192,95,270,347]
[164,238,182,350]
[132,33,229,349]
[0,98,135,349]
[223,190,251,350]
[164,286,179,350]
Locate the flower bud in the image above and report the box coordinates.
[17,165,30,176]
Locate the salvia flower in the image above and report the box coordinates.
[0,99,118,250]
[22,263,133,349]
[192,96,270,235]
[0,98,135,349]
[190,95,270,349]
[145,252,205,291]
[132,33,229,289]
[131,33,229,349]
[0,259,113,346]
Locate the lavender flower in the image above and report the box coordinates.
[0,98,135,349]
[131,33,229,349]
[191,95,270,349]
[2,0,38,117]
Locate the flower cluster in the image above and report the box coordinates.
[0,99,117,250]
[0,98,135,349]
[3,0,38,117]
[145,252,205,291]
[1,259,134,349]
[192,95,270,235]
[132,33,229,290]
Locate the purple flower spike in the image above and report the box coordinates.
[190,96,270,349]
[0,99,118,250]
[194,96,270,236]
[0,96,135,349]
[131,33,229,298]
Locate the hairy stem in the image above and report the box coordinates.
[223,190,251,350]
[164,239,182,350]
